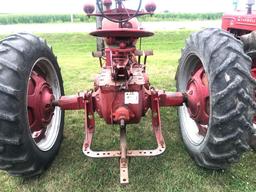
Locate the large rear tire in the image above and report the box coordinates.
[176,28,254,169]
[0,33,64,176]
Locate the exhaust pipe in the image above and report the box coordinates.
[247,0,255,14]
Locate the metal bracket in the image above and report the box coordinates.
[82,90,166,185]
[83,146,166,158]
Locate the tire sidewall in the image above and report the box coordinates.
[177,46,211,156]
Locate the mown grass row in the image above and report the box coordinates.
[0,12,223,25]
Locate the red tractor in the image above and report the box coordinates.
[0,0,254,184]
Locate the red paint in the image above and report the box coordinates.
[92,18,151,125]
[55,1,186,127]
[28,72,55,142]
[56,89,185,124]
[186,67,209,125]
[251,56,256,78]
[54,95,84,110]
[145,1,157,13]
[83,2,95,14]
[251,67,256,79]
[222,11,256,33]
[112,106,131,122]
[150,90,165,146]
[93,71,148,124]
[103,0,112,8]
[105,48,112,67]
[159,91,184,107]
[90,29,154,38]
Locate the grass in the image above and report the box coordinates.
[0,31,256,192]
[0,13,223,25]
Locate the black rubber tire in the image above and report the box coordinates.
[0,33,64,176]
[176,28,255,169]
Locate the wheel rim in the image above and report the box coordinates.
[27,58,62,151]
[179,54,209,145]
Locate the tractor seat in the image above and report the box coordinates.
[90,29,154,38]
[90,18,154,38]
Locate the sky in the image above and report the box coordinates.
[0,0,253,14]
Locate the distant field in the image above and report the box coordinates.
[0,12,223,25]
[0,31,256,192]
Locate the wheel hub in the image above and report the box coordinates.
[186,67,209,135]
[28,72,55,142]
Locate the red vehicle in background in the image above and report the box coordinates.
[222,0,256,34]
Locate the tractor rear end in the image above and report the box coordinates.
[0,0,254,185]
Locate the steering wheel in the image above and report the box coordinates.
[96,0,142,23]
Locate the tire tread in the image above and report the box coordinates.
[177,28,254,169]
[0,33,64,177]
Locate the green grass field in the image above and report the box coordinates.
[0,31,256,192]
[0,13,223,25]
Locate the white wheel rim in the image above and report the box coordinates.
[28,57,62,152]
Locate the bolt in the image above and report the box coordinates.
[84,143,89,148]
[45,104,50,109]
[121,158,127,164]
[88,125,94,129]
